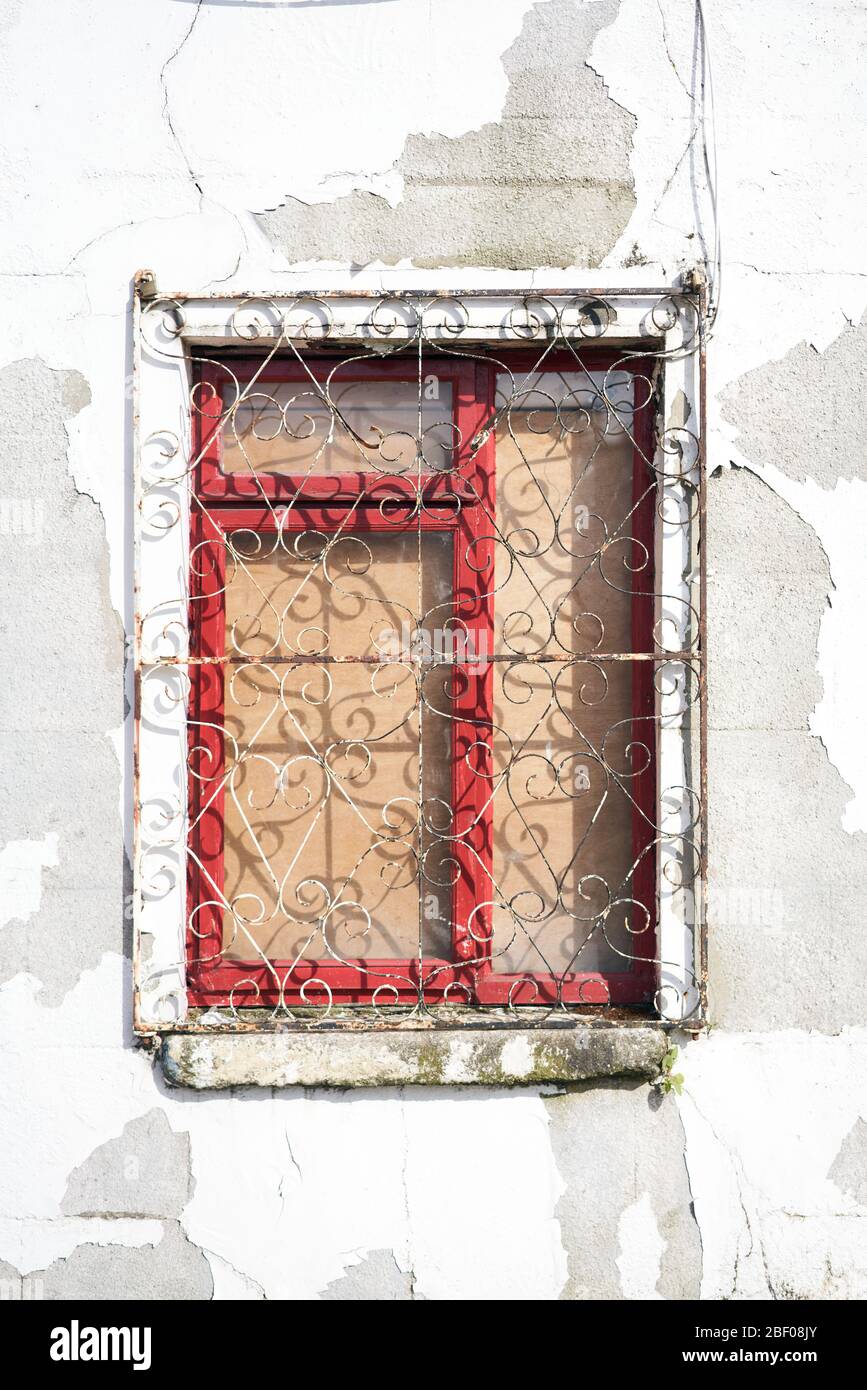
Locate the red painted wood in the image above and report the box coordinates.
[194,356,481,505]
[186,352,658,1009]
[186,503,227,985]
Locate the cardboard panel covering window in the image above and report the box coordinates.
[220,528,455,963]
[221,377,456,476]
[186,351,657,1010]
[491,373,652,979]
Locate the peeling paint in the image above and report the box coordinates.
[0,0,866,1303]
[828,1119,867,1210]
[321,1248,415,1302]
[719,325,867,833]
[34,1220,213,1302]
[162,0,536,217]
[679,1032,867,1299]
[0,834,59,929]
[62,1110,194,1220]
[721,312,867,491]
[706,467,867,1031]
[0,359,124,1002]
[257,1,636,269]
[545,1080,700,1300]
[616,1193,665,1299]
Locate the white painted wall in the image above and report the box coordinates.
[1,0,866,1299]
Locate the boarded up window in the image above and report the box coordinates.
[187,352,657,1010]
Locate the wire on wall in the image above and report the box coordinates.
[695,0,722,331]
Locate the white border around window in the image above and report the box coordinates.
[132,270,705,1063]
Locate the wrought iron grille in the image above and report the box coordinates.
[133,288,705,1031]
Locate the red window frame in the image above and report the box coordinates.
[186,351,657,1010]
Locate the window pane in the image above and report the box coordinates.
[490,660,645,976]
[219,529,454,964]
[490,371,652,976]
[221,377,455,477]
[493,370,646,658]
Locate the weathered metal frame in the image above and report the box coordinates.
[132,275,707,1046]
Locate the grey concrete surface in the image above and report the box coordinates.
[257,1,636,269]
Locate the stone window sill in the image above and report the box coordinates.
[157,1022,668,1089]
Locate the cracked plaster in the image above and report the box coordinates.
[257,1,636,268]
[0,0,865,1302]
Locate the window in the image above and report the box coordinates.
[135,288,703,1048]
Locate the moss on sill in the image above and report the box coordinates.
[158,1022,668,1089]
